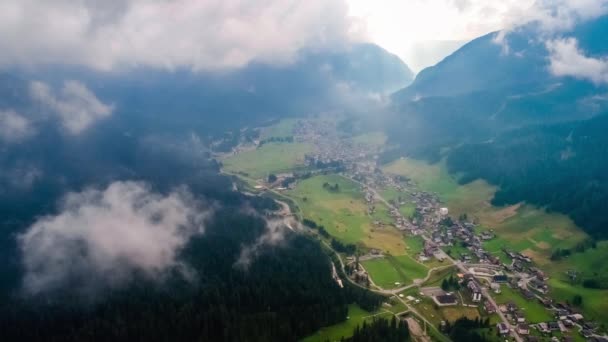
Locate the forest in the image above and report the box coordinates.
[0,201,384,341]
[446,113,608,238]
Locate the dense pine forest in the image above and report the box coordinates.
[447,113,608,239]
[0,203,383,341]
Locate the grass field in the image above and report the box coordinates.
[380,188,416,218]
[222,142,312,179]
[286,175,407,254]
[301,304,392,342]
[541,241,608,326]
[362,255,428,288]
[441,307,480,322]
[493,286,552,323]
[382,158,587,265]
[260,118,297,139]
[351,131,387,148]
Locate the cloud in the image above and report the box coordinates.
[18,181,211,295]
[0,0,360,71]
[29,80,113,135]
[234,218,292,270]
[493,0,608,53]
[547,38,608,85]
[0,109,33,143]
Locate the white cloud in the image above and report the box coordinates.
[347,0,608,72]
[0,0,360,71]
[0,109,33,143]
[547,38,608,85]
[29,80,113,135]
[494,0,608,55]
[234,218,292,270]
[18,181,211,295]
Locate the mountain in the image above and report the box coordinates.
[385,16,608,238]
[0,43,405,341]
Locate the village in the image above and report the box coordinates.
[232,118,607,342]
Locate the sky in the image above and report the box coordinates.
[347,0,537,71]
[0,0,606,73]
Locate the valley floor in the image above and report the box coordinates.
[219,118,608,341]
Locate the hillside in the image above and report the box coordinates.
[385,15,608,238]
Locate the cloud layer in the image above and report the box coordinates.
[547,38,608,85]
[29,80,113,135]
[0,109,32,143]
[18,181,210,295]
[0,0,359,71]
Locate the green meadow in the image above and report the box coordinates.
[382,158,587,265]
[351,131,387,148]
[286,174,407,254]
[362,255,427,288]
[301,304,392,342]
[260,118,297,139]
[493,286,552,323]
[222,142,312,179]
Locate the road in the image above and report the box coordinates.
[230,169,522,341]
[350,176,524,342]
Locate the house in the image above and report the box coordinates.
[467,280,482,302]
[493,274,508,283]
[484,301,496,314]
[436,294,458,306]
[514,311,526,323]
[567,313,584,321]
[517,323,530,335]
[497,323,510,335]
[548,321,560,332]
[521,289,535,300]
[563,319,574,328]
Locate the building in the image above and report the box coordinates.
[497,323,510,335]
[484,301,496,314]
[517,323,530,335]
[436,294,458,306]
[467,280,482,302]
[493,274,508,283]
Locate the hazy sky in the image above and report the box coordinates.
[0,0,606,73]
[348,0,608,72]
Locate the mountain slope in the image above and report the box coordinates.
[385,16,608,238]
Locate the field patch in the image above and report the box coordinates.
[260,118,297,139]
[441,307,480,322]
[351,131,387,148]
[382,158,587,265]
[222,142,311,179]
[301,304,392,342]
[286,174,407,253]
[362,255,427,288]
[493,286,552,323]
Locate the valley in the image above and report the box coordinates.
[220,118,608,342]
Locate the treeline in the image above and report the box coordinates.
[441,275,460,291]
[323,182,340,192]
[259,136,294,146]
[550,238,597,261]
[442,317,491,342]
[303,218,330,238]
[0,205,382,341]
[446,113,608,239]
[331,239,357,255]
[343,317,410,342]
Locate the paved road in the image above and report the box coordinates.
[351,177,523,342]
[231,169,522,342]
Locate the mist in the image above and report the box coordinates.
[18,181,211,296]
